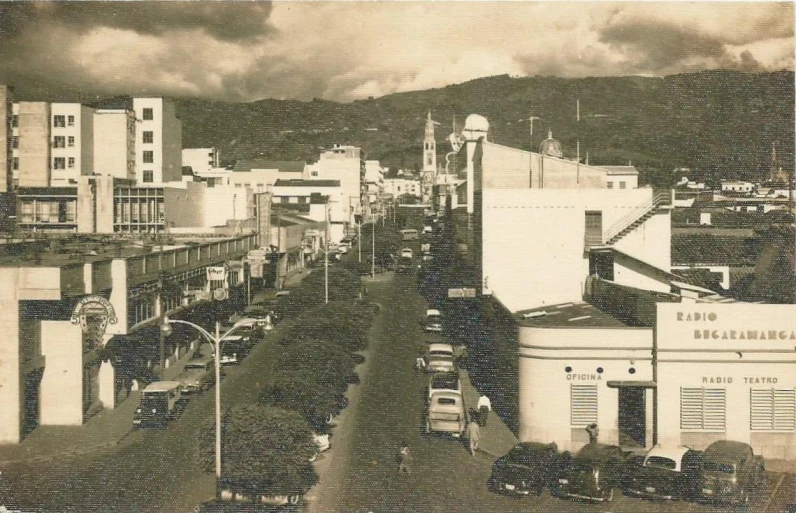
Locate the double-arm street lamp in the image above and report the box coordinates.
[159,314,273,478]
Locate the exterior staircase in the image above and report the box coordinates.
[586,190,672,250]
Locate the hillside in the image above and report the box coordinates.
[177,70,794,186]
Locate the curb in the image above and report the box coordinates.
[0,427,134,466]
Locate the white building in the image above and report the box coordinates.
[93,108,136,181]
[272,178,346,243]
[132,98,182,184]
[49,103,95,186]
[383,177,422,199]
[364,160,384,207]
[721,180,755,194]
[598,165,639,190]
[311,144,365,227]
[182,147,220,175]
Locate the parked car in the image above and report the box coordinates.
[133,381,187,428]
[554,443,632,502]
[427,371,461,401]
[218,336,249,365]
[623,446,703,500]
[175,358,219,394]
[425,343,456,373]
[420,242,431,253]
[697,440,765,505]
[488,442,561,496]
[423,309,443,333]
[401,248,413,259]
[426,391,466,438]
[396,257,414,274]
[422,253,434,262]
[423,225,433,234]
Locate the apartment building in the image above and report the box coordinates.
[0,85,12,194]
[132,98,182,184]
[182,147,220,175]
[311,144,366,226]
[94,108,136,180]
[16,102,51,188]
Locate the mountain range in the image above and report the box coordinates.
[175,70,794,186]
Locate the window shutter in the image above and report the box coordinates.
[751,389,774,431]
[703,388,726,431]
[680,388,703,430]
[773,389,796,431]
[681,387,725,431]
[571,384,598,426]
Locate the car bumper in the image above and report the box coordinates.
[425,326,442,332]
[491,479,537,496]
[555,483,606,502]
[625,487,676,500]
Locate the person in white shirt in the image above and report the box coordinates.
[477,394,492,426]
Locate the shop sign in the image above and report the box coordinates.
[206,266,227,282]
[70,295,118,333]
[248,249,267,261]
[448,288,476,298]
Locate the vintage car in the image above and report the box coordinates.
[133,381,187,428]
[426,391,466,438]
[554,443,632,502]
[697,440,765,505]
[175,358,219,394]
[623,446,702,500]
[425,343,456,373]
[488,442,561,496]
[423,309,443,333]
[427,371,461,401]
[401,248,413,259]
[396,257,414,274]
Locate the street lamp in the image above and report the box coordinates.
[160,315,259,478]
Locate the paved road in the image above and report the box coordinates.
[313,271,795,513]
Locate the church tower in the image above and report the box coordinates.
[423,111,437,173]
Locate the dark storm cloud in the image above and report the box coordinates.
[0,1,273,42]
[599,20,728,72]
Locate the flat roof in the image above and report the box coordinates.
[274,179,340,188]
[234,160,306,173]
[514,302,630,328]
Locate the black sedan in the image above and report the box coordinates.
[623,446,702,500]
[553,443,633,502]
[487,442,561,497]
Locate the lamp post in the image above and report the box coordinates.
[371,220,375,279]
[160,315,271,478]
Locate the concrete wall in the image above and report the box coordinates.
[518,325,653,452]
[161,100,182,183]
[95,175,115,233]
[481,188,661,312]
[39,321,83,425]
[80,105,95,177]
[163,181,204,228]
[94,109,135,180]
[203,185,250,227]
[17,102,50,188]
[76,178,95,233]
[182,148,217,175]
[0,268,22,442]
[607,174,638,190]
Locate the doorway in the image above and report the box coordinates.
[618,387,646,447]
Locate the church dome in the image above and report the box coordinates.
[539,129,563,158]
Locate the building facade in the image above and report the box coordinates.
[132,98,182,184]
[182,147,220,175]
[94,108,136,180]
[50,103,95,186]
[0,85,13,194]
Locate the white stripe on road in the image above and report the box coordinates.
[762,473,786,513]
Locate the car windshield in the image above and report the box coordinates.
[429,351,452,357]
[183,363,208,370]
[432,375,459,389]
[140,393,167,411]
[703,461,735,473]
[437,397,457,406]
[645,456,678,470]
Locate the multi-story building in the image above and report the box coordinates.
[0,85,12,194]
[383,177,421,199]
[272,178,345,243]
[0,233,257,443]
[49,103,95,185]
[16,102,51,188]
[364,160,383,213]
[132,98,182,184]
[230,160,305,192]
[94,108,136,180]
[311,144,365,228]
[182,147,220,175]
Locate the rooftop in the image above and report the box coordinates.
[274,179,340,188]
[514,302,630,328]
[597,165,639,176]
[233,160,306,173]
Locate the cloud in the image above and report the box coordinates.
[0,2,791,102]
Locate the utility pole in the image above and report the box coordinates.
[371,221,375,278]
[325,201,329,304]
[576,98,581,186]
[158,273,166,379]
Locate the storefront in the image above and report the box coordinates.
[656,303,796,460]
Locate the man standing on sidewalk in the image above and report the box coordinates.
[477,394,492,427]
[397,441,412,474]
[467,411,481,456]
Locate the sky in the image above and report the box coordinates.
[0,1,792,103]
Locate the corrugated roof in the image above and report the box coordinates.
[274,179,340,187]
[233,160,306,173]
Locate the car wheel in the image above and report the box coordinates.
[604,488,614,502]
[325,413,334,425]
[309,452,318,463]
[288,495,300,505]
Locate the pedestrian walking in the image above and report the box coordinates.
[477,394,492,427]
[467,410,481,456]
[414,351,427,373]
[586,423,600,444]
[397,441,412,474]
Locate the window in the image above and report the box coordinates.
[142,170,154,183]
[67,115,75,127]
[681,387,726,431]
[68,157,75,169]
[12,157,18,170]
[12,115,18,128]
[143,131,154,144]
[298,196,307,203]
[619,181,626,189]
[53,115,66,127]
[607,182,614,189]
[53,157,66,170]
[53,136,66,148]
[11,136,18,149]
[311,171,318,177]
[68,136,75,147]
[751,388,796,431]
[234,183,242,188]
[142,108,153,120]
[143,151,154,163]
[571,384,598,426]
[584,211,603,246]
[280,196,289,203]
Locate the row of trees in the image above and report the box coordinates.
[197,264,378,499]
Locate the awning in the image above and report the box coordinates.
[607,380,657,389]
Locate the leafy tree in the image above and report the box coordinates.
[274,340,358,383]
[259,369,347,430]
[276,267,360,318]
[198,405,318,495]
[280,300,377,352]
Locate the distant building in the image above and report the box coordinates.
[721,180,755,194]
[182,147,220,176]
[93,108,136,181]
[383,177,421,199]
[49,103,95,186]
[132,98,182,184]
[598,166,639,190]
[0,85,13,194]
[312,144,366,227]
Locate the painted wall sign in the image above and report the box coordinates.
[70,295,118,335]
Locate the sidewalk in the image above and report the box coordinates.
[459,368,518,459]
[0,343,210,465]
